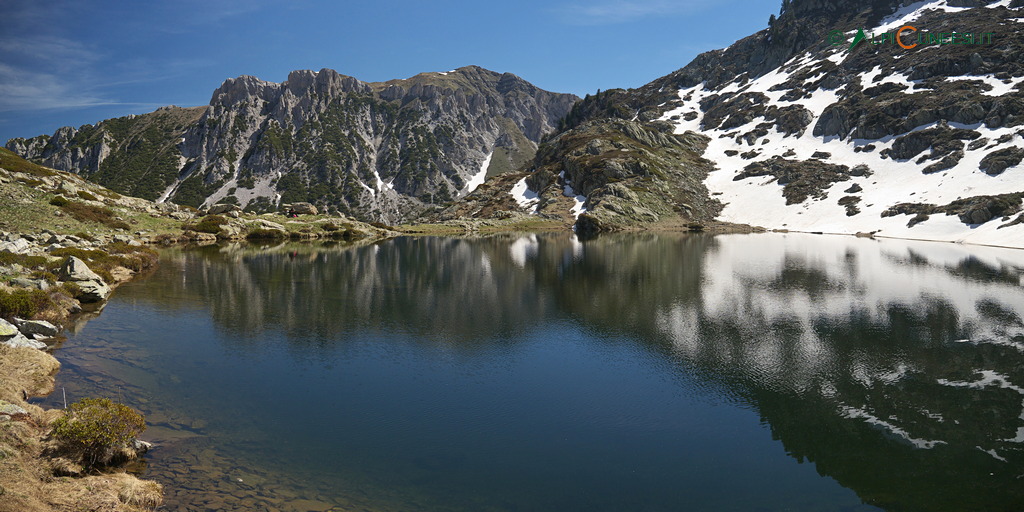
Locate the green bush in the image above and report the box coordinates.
[246,229,287,240]
[49,196,70,207]
[76,190,98,201]
[30,270,58,283]
[0,252,49,269]
[188,215,228,234]
[51,398,146,468]
[0,288,51,318]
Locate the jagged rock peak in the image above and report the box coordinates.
[210,75,279,106]
[284,68,370,96]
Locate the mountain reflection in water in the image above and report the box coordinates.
[49,233,1024,511]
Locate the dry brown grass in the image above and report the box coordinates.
[0,346,161,512]
[0,345,60,402]
[40,473,163,511]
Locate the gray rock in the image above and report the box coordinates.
[76,279,111,303]
[207,203,242,215]
[0,400,28,416]
[285,202,319,215]
[850,165,870,177]
[254,219,286,231]
[58,256,103,282]
[58,181,79,195]
[9,278,50,290]
[0,319,19,338]
[16,319,59,337]
[131,439,153,453]
[1,334,47,350]
[0,238,31,254]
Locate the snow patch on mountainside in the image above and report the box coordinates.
[510,177,540,213]
[659,1,1024,248]
[559,170,588,218]
[465,151,493,195]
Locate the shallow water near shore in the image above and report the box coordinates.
[38,232,1024,511]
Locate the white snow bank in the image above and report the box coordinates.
[464,151,493,195]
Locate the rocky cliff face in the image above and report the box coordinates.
[7,66,577,223]
[466,0,1024,246]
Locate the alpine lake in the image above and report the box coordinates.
[35,232,1024,511]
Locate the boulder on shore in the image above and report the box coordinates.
[15,319,59,337]
[58,256,102,282]
[57,256,110,302]
[0,319,46,349]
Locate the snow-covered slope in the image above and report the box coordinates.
[471,0,1024,247]
[654,0,1024,247]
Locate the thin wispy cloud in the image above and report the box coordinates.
[0,1,214,114]
[553,0,714,25]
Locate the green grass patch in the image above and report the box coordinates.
[0,147,57,177]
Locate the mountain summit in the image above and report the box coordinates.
[7,66,577,223]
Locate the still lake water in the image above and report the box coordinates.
[39,233,1024,511]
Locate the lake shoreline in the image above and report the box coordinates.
[0,233,164,512]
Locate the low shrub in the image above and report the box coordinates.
[30,270,58,283]
[0,252,50,269]
[246,229,286,240]
[0,288,51,318]
[320,223,340,232]
[187,215,228,234]
[17,178,44,187]
[50,398,146,468]
[49,196,70,207]
[76,190,98,201]
[103,243,159,272]
[57,200,130,230]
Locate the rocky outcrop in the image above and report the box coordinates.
[7,67,578,224]
[0,318,45,349]
[58,256,111,303]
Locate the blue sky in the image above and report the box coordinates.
[0,0,780,144]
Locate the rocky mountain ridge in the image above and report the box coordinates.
[7,66,577,224]
[454,0,1024,247]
